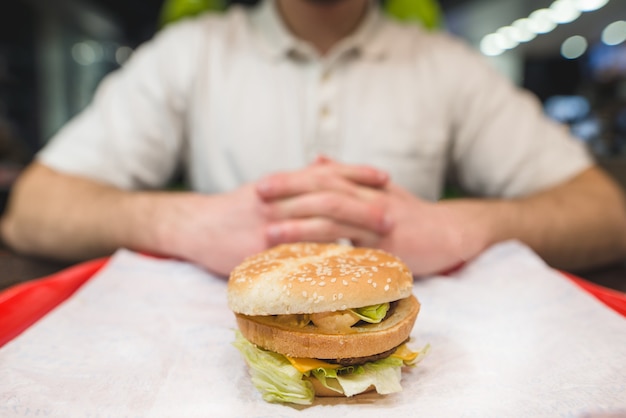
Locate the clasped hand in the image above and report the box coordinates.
[185,157,489,277]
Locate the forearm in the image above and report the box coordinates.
[0,163,171,261]
[452,167,626,271]
[1,163,271,275]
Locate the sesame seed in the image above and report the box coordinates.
[384,284,390,291]
[318,282,326,287]
[338,293,344,300]
[342,280,348,286]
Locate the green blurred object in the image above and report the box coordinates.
[159,0,443,31]
[384,0,443,30]
[159,0,225,27]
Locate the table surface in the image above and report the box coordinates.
[1,242,626,294]
[1,245,73,291]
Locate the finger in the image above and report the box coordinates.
[265,218,382,248]
[265,191,393,234]
[257,169,360,200]
[257,164,388,200]
[321,160,389,187]
[313,154,333,165]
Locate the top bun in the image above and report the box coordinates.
[228,243,414,316]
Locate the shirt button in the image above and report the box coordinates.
[321,70,331,84]
[320,105,330,119]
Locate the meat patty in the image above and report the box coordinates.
[322,338,409,367]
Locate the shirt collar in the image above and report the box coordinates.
[249,0,387,61]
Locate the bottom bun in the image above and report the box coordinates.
[306,376,375,398]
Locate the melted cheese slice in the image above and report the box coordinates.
[285,343,417,373]
[391,343,419,362]
[285,356,341,373]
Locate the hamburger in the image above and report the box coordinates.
[227,242,428,405]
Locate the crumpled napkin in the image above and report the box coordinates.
[1,241,625,418]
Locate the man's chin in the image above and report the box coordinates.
[304,0,347,4]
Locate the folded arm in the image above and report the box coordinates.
[260,164,626,275]
[479,166,626,271]
[1,163,145,261]
[0,163,267,276]
[0,161,391,276]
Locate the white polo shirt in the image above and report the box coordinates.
[38,0,592,200]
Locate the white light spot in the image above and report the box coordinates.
[549,0,581,24]
[115,46,133,65]
[71,41,102,66]
[602,21,626,46]
[561,35,588,59]
[528,9,558,34]
[574,0,609,12]
[480,34,505,56]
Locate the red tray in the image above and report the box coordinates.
[0,257,109,348]
[0,257,624,348]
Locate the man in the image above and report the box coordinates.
[2,0,626,277]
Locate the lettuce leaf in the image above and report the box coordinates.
[233,331,429,404]
[233,331,315,405]
[336,357,404,396]
[309,367,345,395]
[311,357,404,397]
[350,303,390,323]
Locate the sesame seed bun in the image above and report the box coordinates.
[227,242,415,316]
